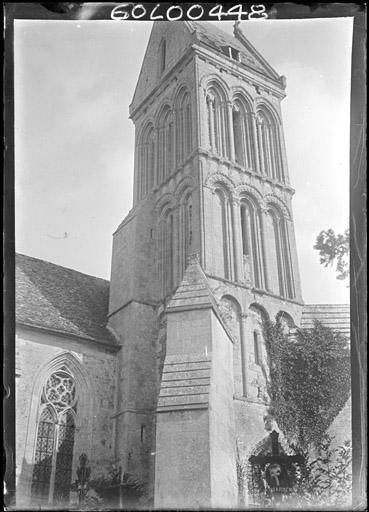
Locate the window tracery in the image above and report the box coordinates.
[31,368,77,505]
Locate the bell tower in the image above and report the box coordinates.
[108,21,303,508]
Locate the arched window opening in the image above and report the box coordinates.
[206,86,228,158]
[276,311,296,337]
[215,189,233,280]
[185,103,192,155]
[158,108,174,183]
[148,134,155,190]
[31,368,77,505]
[267,207,295,299]
[256,108,283,182]
[232,99,254,169]
[176,92,192,165]
[138,124,155,200]
[233,107,245,165]
[240,199,265,289]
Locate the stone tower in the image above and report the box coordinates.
[108,21,304,508]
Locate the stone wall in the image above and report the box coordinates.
[16,326,117,507]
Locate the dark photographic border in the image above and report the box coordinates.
[4,3,366,509]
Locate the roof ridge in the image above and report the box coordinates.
[16,253,110,284]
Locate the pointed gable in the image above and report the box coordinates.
[130,21,283,115]
[192,21,281,82]
[166,255,235,343]
[130,21,194,114]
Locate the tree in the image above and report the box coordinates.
[263,320,351,450]
[314,228,349,280]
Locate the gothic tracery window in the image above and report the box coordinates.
[31,368,77,505]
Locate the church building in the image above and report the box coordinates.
[15,21,350,509]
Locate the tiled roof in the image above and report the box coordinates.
[192,21,276,78]
[16,253,117,346]
[301,304,350,337]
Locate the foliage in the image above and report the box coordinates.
[263,319,350,450]
[79,466,145,509]
[288,434,352,508]
[314,228,349,280]
[242,435,352,509]
[236,441,248,507]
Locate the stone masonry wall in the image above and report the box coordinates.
[16,327,117,507]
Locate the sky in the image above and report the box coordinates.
[14,17,353,304]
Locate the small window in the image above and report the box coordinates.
[229,47,240,62]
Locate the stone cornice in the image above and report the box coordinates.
[193,43,286,100]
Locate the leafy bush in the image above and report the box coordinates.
[263,319,351,450]
[314,228,349,280]
[83,467,145,509]
[288,434,352,509]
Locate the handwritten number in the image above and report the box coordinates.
[249,5,268,19]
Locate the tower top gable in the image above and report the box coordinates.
[130,21,285,116]
[130,21,194,115]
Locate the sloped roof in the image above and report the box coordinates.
[192,21,279,80]
[167,255,218,312]
[131,21,281,114]
[301,304,350,337]
[16,253,117,346]
[167,255,235,343]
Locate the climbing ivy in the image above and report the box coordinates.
[263,319,350,450]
